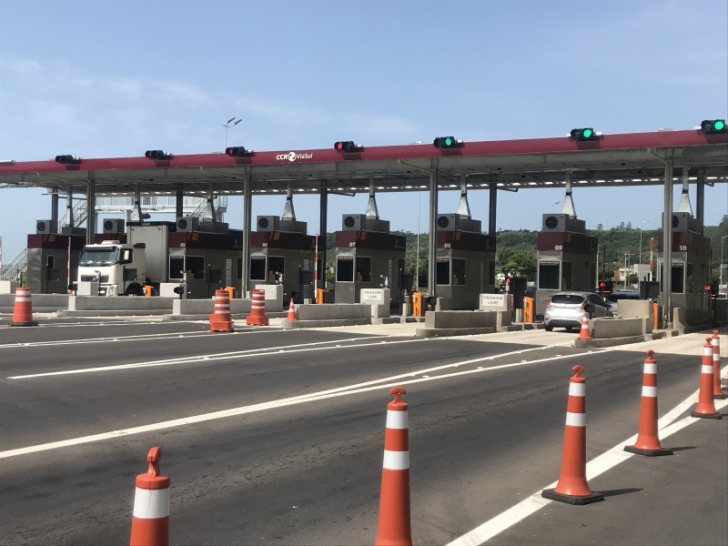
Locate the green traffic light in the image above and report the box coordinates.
[582,128,593,139]
[444,137,453,147]
[715,120,725,131]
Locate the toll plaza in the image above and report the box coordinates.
[1,126,727,328]
[535,213,598,317]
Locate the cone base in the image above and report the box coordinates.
[713,393,728,400]
[690,410,722,419]
[542,488,603,505]
[246,319,269,326]
[624,445,673,457]
[10,321,38,327]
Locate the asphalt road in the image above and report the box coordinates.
[0,319,725,545]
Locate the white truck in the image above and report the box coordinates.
[76,224,170,296]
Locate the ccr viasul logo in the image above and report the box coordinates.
[275,151,313,162]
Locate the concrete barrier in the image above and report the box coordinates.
[281,303,372,329]
[0,281,19,295]
[575,316,656,348]
[1,293,71,313]
[61,295,176,316]
[617,300,652,319]
[167,295,283,320]
[254,284,284,312]
[416,310,505,338]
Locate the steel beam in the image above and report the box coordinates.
[696,169,705,227]
[488,181,497,236]
[661,157,674,328]
[319,183,328,286]
[175,185,184,219]
[86,180,96,244]
[51,190,59,232]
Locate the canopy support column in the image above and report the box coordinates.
[319,183,328,286]
[51,189,59,233]
[242,173,252,297]
[86,179,96,244]
[660,156,674,329]
[175,185,184,218]
[66,188,74,228]
[488,180,497,236]
[428,169,439,299]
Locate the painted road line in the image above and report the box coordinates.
[7,336,411,379]
[0,349,602,460]
[446,379,728,546]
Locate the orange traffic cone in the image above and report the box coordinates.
[286,298,297,321]
[691,339,722,419]
[624,351,672,456]
[711,331,727,399]
[209,289,234,332]
[375,386,412,546]
[246,289,269,326]
[130,447,169,546]
[542,365,603,505]
[577,312,591,340]
[10,286,38,327]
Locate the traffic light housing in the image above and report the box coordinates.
[225,146,253,157]
[570,128,599,141]
[145,150,173,160]
[334,141,362,153]
[55,155,81,164]
[707,281,719,297]
[433,136,462,148]
[598,280,613,294]
[700,119,727,134]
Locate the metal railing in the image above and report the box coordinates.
[0,248,27,281]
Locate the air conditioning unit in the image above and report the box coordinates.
[663,212,702,234]
[176,216,199,233]
[279,220,307,234]
[257,216,280,232]
[102,219,125,234]
[542,214,567,232]
[36,219,56,234]
[436,214,481,233]
[342,214,366,231]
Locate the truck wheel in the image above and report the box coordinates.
[545,325,553,332]
[125,285,144,296]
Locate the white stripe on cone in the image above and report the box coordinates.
[641,386,657,397]
[701,365,714,374]
[132,488,170,519]
[565,412,586,427]
[383,450,410,470]
[644,363,657,374]
[568,382,586,397]
[386,410,409,429]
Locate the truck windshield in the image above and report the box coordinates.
[79,248,119,266]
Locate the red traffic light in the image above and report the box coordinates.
[225,146,252,157]
[334,141,362,153]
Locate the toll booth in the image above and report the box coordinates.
[658,212,712,325]
[26,233,86,294]
[535,213,597,316]
[249,216,315,303]
[334,215,406,306]
[166,226,245,299]
[435,214,496,309]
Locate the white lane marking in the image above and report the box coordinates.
[7,336,393,379]
[446,375,728,546]
[9,337,413,379]
[0,348,610,459]
[0,330,226,349]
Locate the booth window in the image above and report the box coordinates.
[452,258,466,285]
[186,256,205,280]
[268,256,285,282]
[250,256,266,281]
[169,256,185,279]
[356,257,372,283]
[671,264,684,294]
[337,257,354,282]
[436,259,450,285]
[539,263,560,289]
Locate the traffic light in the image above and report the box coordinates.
[598,280,613,294]
[707,281,719,297]
[55,155,81,164]
[225,146,253,157]
[145,150,172,160]
[570,128,599,141]
[504,276,511,293]
[700,119,727,134]
[334,141,362,152]
[433,136,462,148]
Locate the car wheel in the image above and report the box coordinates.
[545,325,553,332]
[565,326,575,332]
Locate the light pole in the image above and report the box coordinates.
[623,252,632,289]
[721,235,728,285]
[223,117,241,148]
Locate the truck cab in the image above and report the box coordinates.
[77,240,148,296]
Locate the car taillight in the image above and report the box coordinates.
[546,300,551,307]
[581,300,587,309]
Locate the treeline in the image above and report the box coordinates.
[323,215,728,277]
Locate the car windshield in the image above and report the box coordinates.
[551,294,585,305]
[79,248,119,266]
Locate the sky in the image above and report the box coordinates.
[1,0,727,264]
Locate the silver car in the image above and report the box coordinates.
[544,291,611,332]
